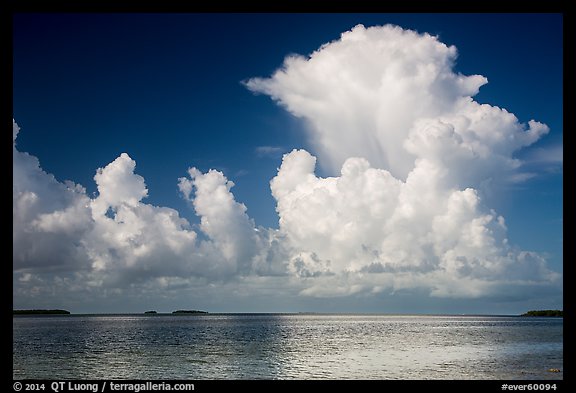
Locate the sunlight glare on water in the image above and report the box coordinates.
[13,314,562,380]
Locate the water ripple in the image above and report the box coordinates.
[13,314,563,380]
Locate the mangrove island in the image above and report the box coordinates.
[13,309,70,315]
[521,310,563,317]
[172,310,208,314]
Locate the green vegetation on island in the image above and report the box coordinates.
[144,310,158,314]
[172,310,208,314]
[13,309,70,315]
[521,310,563,317]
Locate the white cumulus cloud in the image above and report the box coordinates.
[245,24,549,188]
[178,167,259,273]
[13,23,561,311]
[13,120,93,272]
[248,23,559,298]
[268,149,559,298]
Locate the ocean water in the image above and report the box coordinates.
[13,314,562,380]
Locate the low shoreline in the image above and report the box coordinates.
[13,309,70,315]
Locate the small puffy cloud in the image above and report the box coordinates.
[91,153,148,217]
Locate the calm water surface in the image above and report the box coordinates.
[13,314,563,380]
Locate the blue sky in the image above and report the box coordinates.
[13,13,562,314]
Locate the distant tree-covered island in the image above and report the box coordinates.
[172,310,208,314]
[144,310,158,314]
[521,310,563,317]
[13,309,70,315]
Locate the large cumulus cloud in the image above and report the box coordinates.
[13,24,560,309]
[245,24,558,297]
[244,24,549,187]
[269,149,558,298]
[13,120,272,302]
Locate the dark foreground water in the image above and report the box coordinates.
[13,314,562,380]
